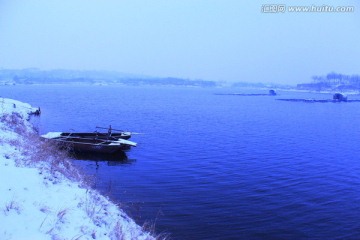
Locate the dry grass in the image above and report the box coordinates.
[44,208,69,236]
[84,190,105,220]
[2,111,86,185]
[0,112,28,135]
[111,220,168,240]
[142,221,170,240]
[111,221,125,239]
[56,208,68,224]
[23,133,85,184]
[0,112,22,125]
[3,200,21,215]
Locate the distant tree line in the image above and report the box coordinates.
[0,68,218,87]
[297,72,360,91]
[312,72,360,86]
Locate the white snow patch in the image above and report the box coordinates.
[41,132,62,139]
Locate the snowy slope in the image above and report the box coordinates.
[0,98,155,240]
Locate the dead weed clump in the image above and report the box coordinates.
[3,200,22,215]
[1,110,90,185]
[28,136,84,183]
[110,220,166,240]
[0,112,28,135]
[111,221,125,240]
[7,129,85,184]
[7,138,23,150]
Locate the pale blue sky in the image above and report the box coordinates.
[0,0,359,84]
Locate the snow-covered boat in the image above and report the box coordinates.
[41,132,137,154]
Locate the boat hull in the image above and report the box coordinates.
[60,132,132,140]
[65,141,131,153]
[42,135,136,154]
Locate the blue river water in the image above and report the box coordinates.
[2,84,360,239]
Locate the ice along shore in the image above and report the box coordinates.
[0,98,155,240]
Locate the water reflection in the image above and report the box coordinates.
[70,151,136,167]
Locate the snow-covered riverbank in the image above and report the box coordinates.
[0,98,155,240]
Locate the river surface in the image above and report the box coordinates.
[2,84,360,239]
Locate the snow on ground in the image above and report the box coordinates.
[0,98,155,240]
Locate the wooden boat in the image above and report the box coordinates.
[41,132,137,154]
[58,131,132,140]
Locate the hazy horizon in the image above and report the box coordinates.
[0,0,359,84]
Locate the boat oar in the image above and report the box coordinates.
[96,126,144,134]
[96,126,124,132]
[56,136,137,146]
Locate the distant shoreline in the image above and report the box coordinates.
[2,81,360,96]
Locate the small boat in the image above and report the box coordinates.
[47,126,133,141]
[333,93,347,102]
[58,131,132,140]
[268,89,277,96]
[41,132,137,154]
